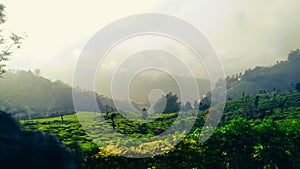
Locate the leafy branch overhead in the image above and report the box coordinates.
[0,4,24,76]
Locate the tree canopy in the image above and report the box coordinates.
[154,92,181,114]
[0,4,23,76]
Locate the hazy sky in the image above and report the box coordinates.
[2,0,300,85]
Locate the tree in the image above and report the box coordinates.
[0,4,23,76]
[288,49,300,61]
[110,113,116,130]
[199,96,210,111]
[182,101,193,111]
[296,83,300,92]
[60,114,64,123]
[141,107,147,120]
[193,100,199,110]
[154,92,180,114]
[254,95,260,109]
[34,69,41,76]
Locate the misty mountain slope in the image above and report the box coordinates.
[128,74,211,103]
[227,49,300,98]
[94,69,211,104]
[0,71,65,113]
[0,70,114,117]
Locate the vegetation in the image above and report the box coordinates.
[296,83,300,92]
[227,49,300,98]
[19,91,300,168]
[1,3,300,168]
[1,71,300,168]
[154,92,181,114]
[0,70,117,118]
[0,111,79,169]
[0,4,23,76]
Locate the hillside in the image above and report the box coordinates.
[0,70,115,118]
[220,91,300,125]
[226,49,300,98]
[0,69,210,118]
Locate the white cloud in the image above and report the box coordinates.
[1,0,300,84]
[72,49,82,58]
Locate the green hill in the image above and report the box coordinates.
[0,70,115,118]
[227,49,300,98]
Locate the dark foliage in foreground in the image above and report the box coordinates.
[0,111,79,169]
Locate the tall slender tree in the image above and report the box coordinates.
[0,4,23,76]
